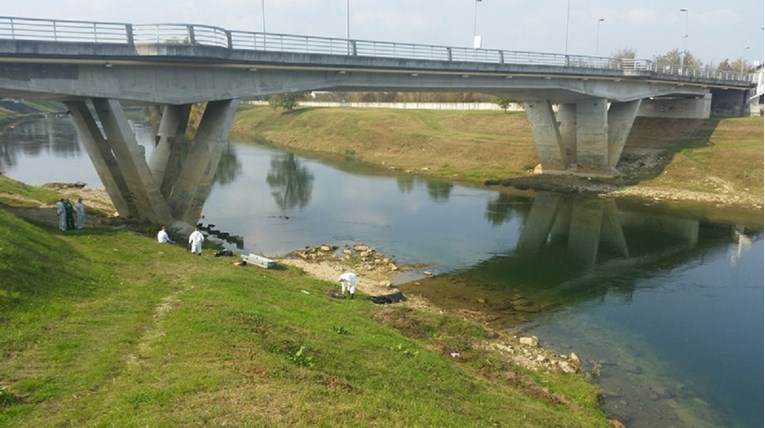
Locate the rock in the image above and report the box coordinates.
[557,361,576,374]
[519,336,538,347]
[569,353,580,364]
[423,271,432,276]
[320,245,331,252]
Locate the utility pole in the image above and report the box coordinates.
[679,8,688,71]
[595,18,604,56]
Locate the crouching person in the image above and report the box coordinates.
[338,272,357,299]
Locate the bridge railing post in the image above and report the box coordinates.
[226,31,232,49]
[186,24,196,45]
[499,50,504,64]
[126,24,134,46]
[447,47,452,61]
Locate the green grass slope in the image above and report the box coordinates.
[0,177,609,427]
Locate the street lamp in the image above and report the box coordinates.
[261,0,266,33]
[741,46,750,73]
[560,0,573,65]
[679,8,689,70]
[261,0,267,48]
[595,18,604,56]
[346,0,350,40]
[473,0,482,49]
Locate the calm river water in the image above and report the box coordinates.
[2,115,762,428]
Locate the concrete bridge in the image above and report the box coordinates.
[0,16,757,228]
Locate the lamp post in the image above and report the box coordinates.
[346,0,350,40]
[595,18,604,56]
[473,0,482,49]
[741,46,750,73]
[261,0,267,48]
[564,0,571,56]
[679,8,688,70]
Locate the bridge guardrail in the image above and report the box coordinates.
[0,16,757,85]
[0,16,130,44]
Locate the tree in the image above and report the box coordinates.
[268,92,306,112]
[654,48,702,70]
[716,58,752,73]
[492,96,513,113]
[611,48,637,61]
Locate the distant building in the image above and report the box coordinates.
[753,63,764,116]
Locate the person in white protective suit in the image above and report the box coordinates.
[338,272,357,299]
[157,226,175,244]
[188,226,205,255]
[56,198,66,231]
[75,198,85,229]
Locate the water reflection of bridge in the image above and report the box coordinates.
[518,192,699,265]
[400,192,759,328]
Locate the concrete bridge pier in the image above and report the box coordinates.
[65,98,174,224]
[167,99,240,227]
[65,100,136,219]
[65,98,239,229]
[149,104,192,199]
[524,98,641,176]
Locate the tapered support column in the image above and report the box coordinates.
[557,103,577,167]
[524,99,567,171]
[168,99,240,225]
[91,98,173,225]
[149,104,192,198]
[575,99,608,173]
[607,100,641,168]
[64,100,135,218]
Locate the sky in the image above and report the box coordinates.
[4,0,764,66]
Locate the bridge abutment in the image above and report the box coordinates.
[524,98,641,177]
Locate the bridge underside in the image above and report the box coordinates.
[0,55,732,218]
[63,98,238,230]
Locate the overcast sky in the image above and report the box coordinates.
[4,0,764,65]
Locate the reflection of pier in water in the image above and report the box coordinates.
[400,192,755,328]
[518,192,698,266]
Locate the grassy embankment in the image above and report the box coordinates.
[0,100,64,128]
[0,175,609,426]
[230,105,763,203]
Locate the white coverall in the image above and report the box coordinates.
[338,272,357,298]
[56,200,66,231]
[75,199,85,229]
[188,229,205,254]
[157,228,174,244]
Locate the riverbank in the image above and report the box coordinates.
[230,106,763,211]
[0,174,615,427]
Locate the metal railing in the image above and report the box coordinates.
[0,16,757,84]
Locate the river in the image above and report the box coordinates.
[1,115,762,428]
